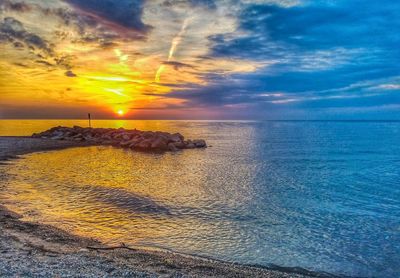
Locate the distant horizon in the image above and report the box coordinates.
[1,118,400,122]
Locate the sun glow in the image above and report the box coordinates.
[0,0,259,119]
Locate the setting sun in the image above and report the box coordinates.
[117,110,125,116]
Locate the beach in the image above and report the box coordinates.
[0,136,313,277]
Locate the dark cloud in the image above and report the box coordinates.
[64,70,77,77]
[147,74,272,108]
[162,0,216,9]
[65,0,151,33]
[13,41,23,48]
[210,1,400,57]
[0,0,31,12]
[0,17,53,54]
[35,60,54,67]
[13,62,28,67]
[0,16,75,69]
[162,61,195,70]
[191,0,400,118]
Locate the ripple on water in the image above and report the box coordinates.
[1,121,400,277]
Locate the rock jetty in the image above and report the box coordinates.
[32,126,206,152]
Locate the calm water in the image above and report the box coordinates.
[1,120,399,277]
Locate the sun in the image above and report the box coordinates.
[117,110,125,116]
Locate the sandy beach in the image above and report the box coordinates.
[0,136,320,278]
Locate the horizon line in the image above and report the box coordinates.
[1,118,400,122]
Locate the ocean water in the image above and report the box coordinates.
[0,120,399,277]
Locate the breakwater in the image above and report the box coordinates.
[32,126,206,152]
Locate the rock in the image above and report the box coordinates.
[31,126,207,153]
[52,131,63,137]
[111,140,121,147]
[129,142,137,149]
[193,139,207,148]
[142,131,154,139]
[170,133,184,143]
[151,137,168,151]
[185,140,195,149]
[119,141,131,148]
[168,143,178,152]
[186,143,195,149]
[173,141,185,149]
[101,134,112,140]
[124,137,142,147]
[135,139,151,149]
[112,132,123,139]
[84,134,94,141]
[122,134,130,141]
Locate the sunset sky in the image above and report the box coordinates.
[0,0,399,119]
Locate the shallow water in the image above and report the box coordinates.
[1,120,400,277]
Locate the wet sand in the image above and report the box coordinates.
[0,137,322,277]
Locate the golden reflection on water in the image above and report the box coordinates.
[1,141,258,252]
[1,120,399,276]
[0,120,261,258]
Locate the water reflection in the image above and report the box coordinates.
[1,121,400,277]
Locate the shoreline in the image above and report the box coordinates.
[0,136,326,277]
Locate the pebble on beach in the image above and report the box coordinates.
[32,126,207,152]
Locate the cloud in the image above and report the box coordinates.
[1,0,399,120]
[65,70,77,77]
[65,0,151,33]
[162,61,195,70]
[161,0,217,9]
[0,0,31,12]
[0,17,53,54]
[208,1,400,69]
[378,84,400,90]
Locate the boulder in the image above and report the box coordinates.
[51,135,64,140]
[193,139,207,148]
[31,126,207,153]
[119,140,132,148]
[136,139,151,149]
[121,137,142,148]
[169,133,184,143]
[151,137,168,151]
[142,131,154,139]
[129,142,138,149]
[101,134,112,140]
[168,143,178,152]
[112,133,122,139]
[173,141,186,149]
[185,140,195,149]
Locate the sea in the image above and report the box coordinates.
[0,120,399,277]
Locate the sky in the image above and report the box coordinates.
[0,0,399,120]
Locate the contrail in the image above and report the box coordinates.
[155,18,190,82]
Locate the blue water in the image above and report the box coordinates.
[1,120,399,277]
